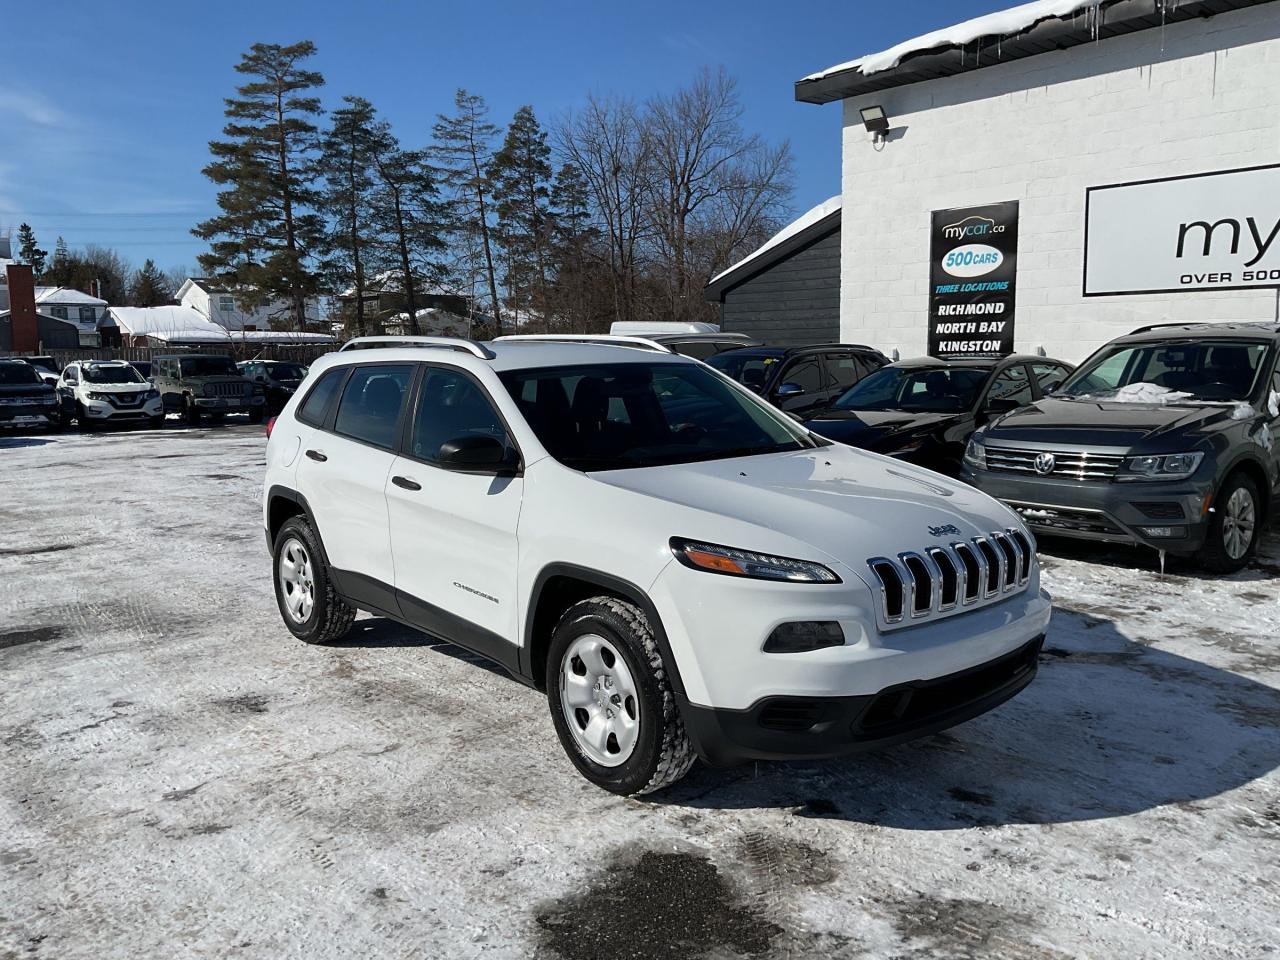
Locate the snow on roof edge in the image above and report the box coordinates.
[708,195,841,287]
[803,0,1106,82]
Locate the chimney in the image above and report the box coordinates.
[6,264,38,353]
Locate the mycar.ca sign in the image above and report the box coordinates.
[1085,164,1280,295]
[928,201,1019,358]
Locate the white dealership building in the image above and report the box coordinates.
[791,0,1280,363]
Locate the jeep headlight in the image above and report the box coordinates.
[670,538,840,584]
[1116,451,1204,481]
[963,434,987,469]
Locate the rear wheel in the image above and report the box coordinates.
[272,516,355,644]
[547,597,695,795]
[1197,472,1261,573]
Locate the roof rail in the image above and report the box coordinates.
[339,335,495,360]
[493,334,674,354]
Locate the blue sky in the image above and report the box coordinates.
[0,0,999,272]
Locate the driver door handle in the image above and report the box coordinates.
[305,449,327,462]
[392,475,421,491]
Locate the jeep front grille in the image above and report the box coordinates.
[867,528,1033,628]
[986,445,1126,480]
[205,382,249,398]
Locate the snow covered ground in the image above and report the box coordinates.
[2,425,1277,960]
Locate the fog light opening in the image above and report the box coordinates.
[763,621,844,654]
[1139,526,1186,539]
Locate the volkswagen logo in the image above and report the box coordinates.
[1033,452,1056,475]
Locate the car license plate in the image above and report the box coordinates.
[13,415,44,424]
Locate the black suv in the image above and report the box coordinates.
[707,344,888,415]
[238,360,310,415]
[962,322,1280,571]
[804,354,1073,477]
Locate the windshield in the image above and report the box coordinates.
[499,362,818,472]
[179,357,238,378]
[0,363,40,385]
[84,365,145,384]
[1059,340,1269,402]
[269,363,308,380]
[705,352,781,391]
[27,358,59,374]
[832,366,991,413]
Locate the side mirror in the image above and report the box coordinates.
[439,435,517,472]
[984,397,1020,416]
[774,382,804,400]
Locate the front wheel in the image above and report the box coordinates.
[272,516,356,644]
[547,597,695,795]
[248,406,265,425]
[148,414,165,429]
[1197,472,1262,573]
[183,396,201,426]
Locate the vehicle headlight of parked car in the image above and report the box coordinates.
[1115,451,1204,481]
[144,389,160,400]
[963,433,987,469]
[670,538,841,583]
[87,391,113,402]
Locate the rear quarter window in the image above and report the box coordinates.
[296,368,347,427]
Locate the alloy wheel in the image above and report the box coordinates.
[278,537,316,623]
[1221,486,1256,561]
[560,633,640,767]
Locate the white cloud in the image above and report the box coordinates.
[0,87,70,129]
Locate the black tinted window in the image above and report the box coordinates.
[412,368,509,464]
[297,369,346,427]
[987,366,1034,406]
[672,341,719,361]
[779,358,823,394]
[333,365,414,448]
[0,363,39,385]
[1031,362,1069,394]
[823,353,867,390]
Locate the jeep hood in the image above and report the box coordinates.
[591,445,1020,569]
[986,397,1242,447]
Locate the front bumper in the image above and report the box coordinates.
[961,465,1213,554]
[683,636,1043,766]
[82,397,164,420]
[195,395,265,411]
[0,405,58,427]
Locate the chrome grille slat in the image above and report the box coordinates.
[986,444,1126,480]
[866,528,1036,630]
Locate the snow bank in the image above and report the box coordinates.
[709,196,840,285]
[805,0,1106,80]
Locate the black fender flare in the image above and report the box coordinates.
[521,562,689,705]
[264,485,331,565]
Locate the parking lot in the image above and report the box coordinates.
[2,424,1278,960]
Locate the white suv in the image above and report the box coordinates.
[262,336,1052,794]
[58,360,165,429]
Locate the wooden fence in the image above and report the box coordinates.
[2,343,339,368]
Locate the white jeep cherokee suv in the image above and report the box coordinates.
[262,336,1051,794]
[59,360,164,429]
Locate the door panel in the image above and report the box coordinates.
[387,366,523,654]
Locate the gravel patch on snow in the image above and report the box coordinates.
[1,426,1277,959]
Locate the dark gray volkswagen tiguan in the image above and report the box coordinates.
[961,322,1280,572]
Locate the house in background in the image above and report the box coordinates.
[0,264,81,351]
[703,196,841,347]
[34,286,112,347]
[176,278,322,332]
[109,305,337,348]
[336,271,471,333]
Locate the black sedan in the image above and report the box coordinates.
[803,355,1073,476]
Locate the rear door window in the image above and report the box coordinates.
[1031,362,1070,396]
[987,365,1034,406]
[333,365,414,448]
[823,353,868,391]
[779,357,824,394]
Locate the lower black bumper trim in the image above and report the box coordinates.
[681,636,1043,767]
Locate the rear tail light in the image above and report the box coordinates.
[265,416,277,438]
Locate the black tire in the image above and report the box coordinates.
[183,395,201,426]
[547,596,695,796]
[248,406,265,425]
[1196,472,1263,573]
[148,415,165,429]
[271,516,356,644]
[75,403,95,431]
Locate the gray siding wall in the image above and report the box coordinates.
[718,227,840,346]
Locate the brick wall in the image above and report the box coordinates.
[838,4,1280,363]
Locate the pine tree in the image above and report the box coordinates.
[548,163,601,332]
[129,259,172,306]
[318,96,393,338]
[371,143,448,337]
[42,237,71,286]
[432,90,503,335]
[193,41,325,330]
[16,224,47,278]
[490,106,552,328]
